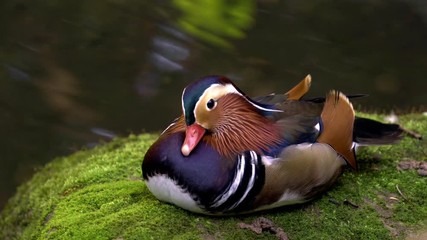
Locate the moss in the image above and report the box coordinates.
[0,114,426,240]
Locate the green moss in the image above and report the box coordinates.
[1,114,426,240]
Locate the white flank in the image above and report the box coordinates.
[145,175,204,213]
[255,190,306,212]
[278,190,303,203]
[261,155,279,166]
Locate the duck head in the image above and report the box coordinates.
[180,76,282,157]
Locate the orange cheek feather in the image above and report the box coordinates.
[181,123,206,156]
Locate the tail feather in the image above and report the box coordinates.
[353,118,403,145]
[317,91,357,169]
[353,117,421,145]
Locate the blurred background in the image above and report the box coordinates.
[0,0,426,211]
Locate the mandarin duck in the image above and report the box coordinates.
[142,75,409,215]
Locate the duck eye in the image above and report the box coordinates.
[206,99,216,110]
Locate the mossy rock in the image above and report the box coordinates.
[0,114,426,240]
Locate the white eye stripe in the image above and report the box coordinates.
[194,83,238,121]
[213,83,283,113]
[247,101,283,112]
[193,83,283,122]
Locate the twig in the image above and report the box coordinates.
[329,198,341,206]
[396,184,408,201]
[401,127,422,140]
[343,199,359,209]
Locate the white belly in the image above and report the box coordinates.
[145,175,205,213]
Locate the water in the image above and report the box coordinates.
[0,0,426,210]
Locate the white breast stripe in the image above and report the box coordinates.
[250,151,257,164]
[228,151,257,210]
[211,154,246,208]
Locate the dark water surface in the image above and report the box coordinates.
[1,1,426,210]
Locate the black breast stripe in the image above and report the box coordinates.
[206,151,265,213]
